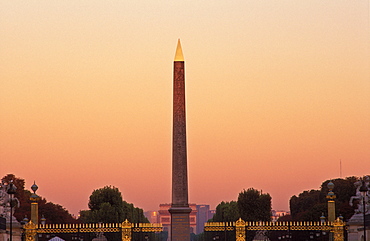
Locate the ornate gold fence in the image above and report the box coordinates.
[23,219,163,241]
[204,218,345,241]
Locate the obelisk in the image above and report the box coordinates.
[169,39,191,241]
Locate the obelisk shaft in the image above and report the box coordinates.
[169,39,191,241]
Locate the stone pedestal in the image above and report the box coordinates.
[1,219,22,241]
[347,214,370,241]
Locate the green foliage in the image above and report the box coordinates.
[290,190,321,220]
[88,186,124,211]
[238,188,272,222]
[81,185,148,224]
[38,199,77,223]
[2,174,76,223]
[212,188,272,223]
[212,201,239,222]
[289,176,361,221]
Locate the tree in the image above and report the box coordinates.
[212,201,239,222]
[1,174,30,221]
[289,176,361,222]
[80,185,148,224]
[1,174,76,223]
[237,188,272,222]
[80,186,148,241]
[290,190,322,221]
[38,198,77,224]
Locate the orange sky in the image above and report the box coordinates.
[1,1,369,216]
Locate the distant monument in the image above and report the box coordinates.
[168,39,192,241]
[347,176,370,241]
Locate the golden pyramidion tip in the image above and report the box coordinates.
[174,39,184,61]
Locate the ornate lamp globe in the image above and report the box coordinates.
[327,181,334,191]
[31,182,38,193]
[326,181,336,200]
[7,180,17,195]
[30,181,40,202]
[359,180,368,196]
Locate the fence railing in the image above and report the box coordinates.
[204,218,345,241]
[23,219,163,241]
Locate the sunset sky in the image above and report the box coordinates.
[1,1,369,217]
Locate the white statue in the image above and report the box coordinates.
[349,176,370,214]
[0,181,20,220]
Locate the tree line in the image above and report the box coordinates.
[3,173,367,225]
[1,174,147,225]
[289,176,365,222]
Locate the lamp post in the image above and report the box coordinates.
[7,180,17,241]
[320,214,327,241]
[359,179,368,241]
[326,181,336,241]
[21,216,29,241]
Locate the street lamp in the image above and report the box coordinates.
[320,214,327,239]
[359,179,368,241]
[21,216,29,241]
[40,215,46,226]
[7,180,17,241]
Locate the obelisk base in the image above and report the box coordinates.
[169,207,192,241]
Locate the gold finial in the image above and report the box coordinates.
[174,39,184,61]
